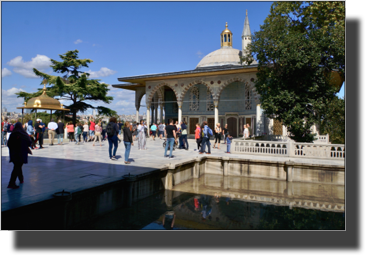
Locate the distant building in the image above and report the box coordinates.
[2,107,7,113]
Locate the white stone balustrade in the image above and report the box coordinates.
[294,143,344,159]
[314,134,329,144]
[232,138,345,159]
[233,140,289,156]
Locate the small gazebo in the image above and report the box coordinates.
[17,79,70,124]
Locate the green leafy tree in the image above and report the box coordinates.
[242,1,345,142]
[16,50,117,124]
[318,96,345,144]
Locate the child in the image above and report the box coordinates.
[226,134,233,153]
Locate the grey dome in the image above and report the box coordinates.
[196,47,242,69]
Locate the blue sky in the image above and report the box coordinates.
[1,1,344,115]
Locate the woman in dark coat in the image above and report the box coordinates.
[7,122,32,189]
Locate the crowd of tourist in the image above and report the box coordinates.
[3,114,256,189]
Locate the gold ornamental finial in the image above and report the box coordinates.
[24,102,27,107]
[42,79,47,94]
[225,22,228,28]
[246,10,248,16]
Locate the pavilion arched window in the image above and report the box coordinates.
[245,84,252,110]
[206,90,214,111]
[189,86,199,111]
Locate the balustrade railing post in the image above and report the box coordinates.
[285,161,294,182]
[288,140,293,157]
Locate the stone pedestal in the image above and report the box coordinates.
[165,164,176,189]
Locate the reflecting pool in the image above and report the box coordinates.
[75,174,345,230]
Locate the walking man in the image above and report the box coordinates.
[199,121,212,155]
[47,119,58,145]
[57,120,65,145]
[34,119,44,149]
[164,119,176,159]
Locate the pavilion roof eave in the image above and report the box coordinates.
[17,107,70,111]
[111,83,144,91]
[117,64,259,85]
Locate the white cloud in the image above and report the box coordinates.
[1,88,27,112]
[74,39,83,44]
[13,68,40,78]
[2,87,26,97]
[196,51,203,58]
[7,54,52,78]
[2,68,12,77]
[87,67,117,78]
[116,100,132,106]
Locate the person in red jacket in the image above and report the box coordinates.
[89,118,96,142]
[194,123,202,151]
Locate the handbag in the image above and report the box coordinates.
[181,129,187,135]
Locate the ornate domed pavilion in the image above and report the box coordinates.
[112,10,335,138]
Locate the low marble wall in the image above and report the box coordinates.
[166,157,344,187]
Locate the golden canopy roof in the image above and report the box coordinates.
[17,79,70,111]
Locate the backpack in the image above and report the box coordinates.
[208,127,213,136]
[77,127,82,135]
[106,122,115,137]
[9,124,14,132]
[203,126,213,137]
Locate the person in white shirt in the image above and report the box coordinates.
[243,124,249,139]
[137,120,147,150]
[83,123,89,142]
[47,119,58,145]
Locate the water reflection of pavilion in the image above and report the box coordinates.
[163,175,344,230]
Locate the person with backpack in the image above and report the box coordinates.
[106,117,119,160]
[199,121,213,155]
[2,117,9,146]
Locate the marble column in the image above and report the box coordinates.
[155,104,158,124]
[269,118,274,135]
[150,106,154,125]
[214,100,219,126]
[256,103,263,136]
[146,105,150,127]
[160,103,164,124]
[136,108,139,123]
[178,101,182,124]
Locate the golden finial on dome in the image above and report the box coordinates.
[42,79,47,95]
[221,22,233,47]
